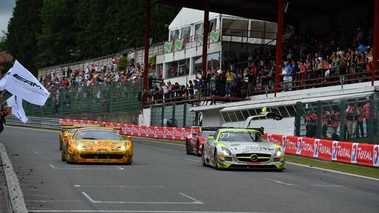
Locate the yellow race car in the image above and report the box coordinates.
[59,124,105,150]
[61,126,133,164]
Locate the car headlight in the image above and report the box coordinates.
[221,147,231,155]
[77,144,83,150]
[75,142,86,150]
[275,148,282,156]
[120,143,126,150]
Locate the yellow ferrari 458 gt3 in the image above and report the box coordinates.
[61,126,133,164]
[59,124,105,150]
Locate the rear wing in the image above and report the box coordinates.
[60,124,106,131]
[200,126,221,132]
[243,107,282,128]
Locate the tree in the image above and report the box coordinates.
[5,0,43,75]
[4,0,180,72]
[33,0,78,69]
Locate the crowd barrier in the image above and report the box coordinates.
[60,119,379,168]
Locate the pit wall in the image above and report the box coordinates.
[60,119,379,168]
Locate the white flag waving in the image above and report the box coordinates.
[5,60,50,106]
[6,95,28,123]
[0,68,11,91]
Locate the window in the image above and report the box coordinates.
[166,59,189,78]
[170,30,179,41]
[195,23,204,35]
[181,26,191,42]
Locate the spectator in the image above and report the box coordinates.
[0,104,12,134]
[362,96,377,136]
[328,107,341,138]
[305,110,317,138]
[356,103,364,138]
[322,108,330,139]
[225,69,234,97]
[283,61,293,91]
[345,101,359,140]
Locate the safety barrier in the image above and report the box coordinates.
[60,119,378,168]
[266,134,379,168]
[6,117,378,168]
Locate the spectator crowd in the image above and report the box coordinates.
[34,24,375,107]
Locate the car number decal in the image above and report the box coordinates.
[243,146,259,153]
[219,133,230,138]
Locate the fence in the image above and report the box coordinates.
[295,98,379,144]
[1,79,143,124]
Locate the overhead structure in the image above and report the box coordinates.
[142,0,379,108]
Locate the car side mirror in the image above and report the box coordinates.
[208,136,214,140]
[127,136,132,140]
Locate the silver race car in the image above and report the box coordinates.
[202,108,285,170]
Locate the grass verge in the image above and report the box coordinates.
[286,155,379,179]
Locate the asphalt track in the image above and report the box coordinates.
[0,126,379,213]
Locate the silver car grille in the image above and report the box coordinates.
[236,153,271,162]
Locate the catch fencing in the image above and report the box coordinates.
[294,98,379,144]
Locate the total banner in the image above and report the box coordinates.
[59,119,378,168]
[266,133,379,168]
[59,119,197,141]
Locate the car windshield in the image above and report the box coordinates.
[218,132,265,142]
[74,129,122,140]
[199,130,216,137]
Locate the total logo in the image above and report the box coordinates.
[373,145,379,167]
[296,137,302,154]
[332,141,338,161]
[313,139,320,157]
[281,135,287,151]
[266,134,272,143]
[351,143,359,163]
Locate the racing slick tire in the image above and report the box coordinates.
[196,140,200,156]
[201,145,206,167]
[61,147,67,161]
[213,149,220,170]
[186,140,193,155]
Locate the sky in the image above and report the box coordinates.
[0,0,16,38]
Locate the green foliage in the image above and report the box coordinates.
[117,56,129,71]
[5,0,43,75]
[3,0,180,71]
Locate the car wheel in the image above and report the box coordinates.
[61,149,66,161]
[201,145,206,166]
[185,140,192,155]
[213,149,220,170]
[196,140,200,156]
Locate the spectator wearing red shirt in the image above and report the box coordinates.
[305,110,317,138]
[362,97,377,136]
[0,104,12,134]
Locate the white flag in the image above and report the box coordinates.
[6,95,28,123]
[5,60,50,106]
[0,68,11,91]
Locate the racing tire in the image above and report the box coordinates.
[201,145,206,167]
[185,140,192,155]
[196,140,200,156]
[61,150,66,161]
[213,149,220,170]
[61,146,67,161]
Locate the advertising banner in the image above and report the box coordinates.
[60,119,378,168]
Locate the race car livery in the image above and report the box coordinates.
[59,124,105,150]
[61,126,133,164]
[186,126,219,156]
[202,108,285,170]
